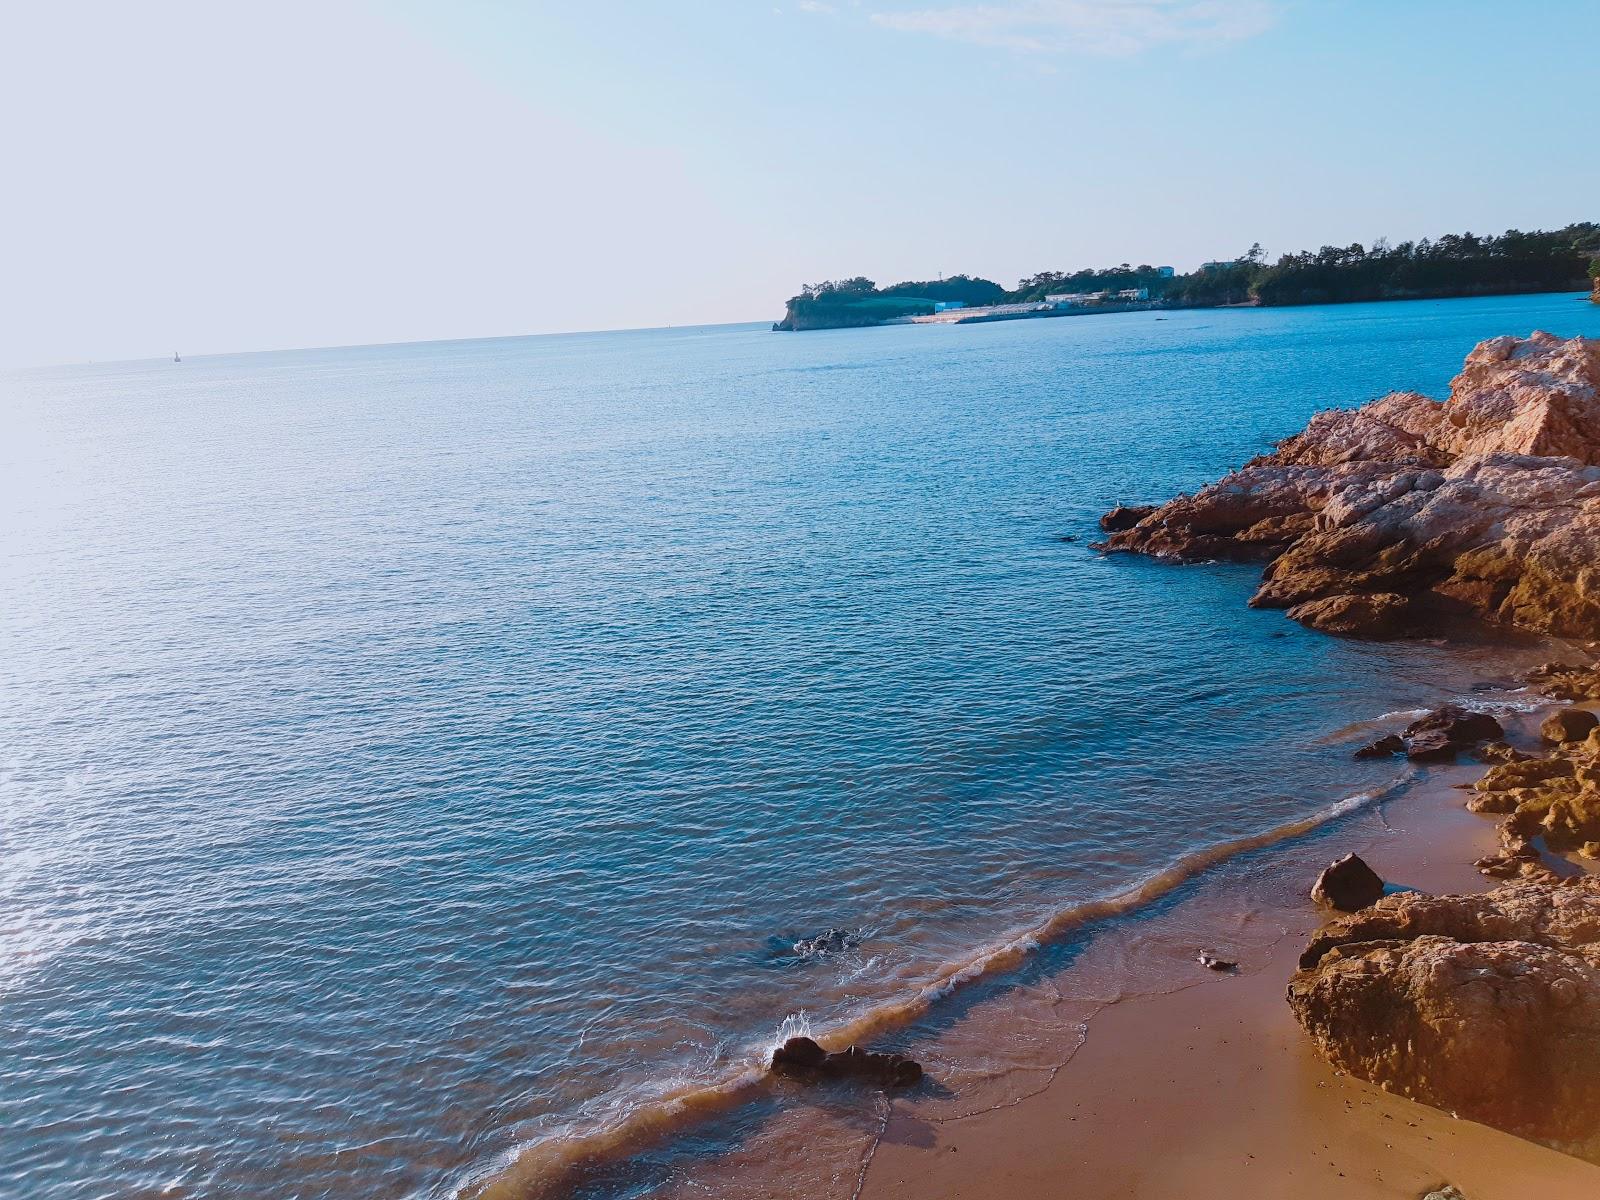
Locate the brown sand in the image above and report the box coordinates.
[860,772,1600,1200]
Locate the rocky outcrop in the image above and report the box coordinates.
[792,928,860,958]
[1468,722,1600,861]
[1529,661,1600,702]
[1354,733,1404,759]
[1289,879,1600,1162]
[1102,333,1600,638]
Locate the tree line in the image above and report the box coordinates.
[779,223,1600,327]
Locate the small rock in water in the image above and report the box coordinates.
[1354,734,1404,760]
[770,1036,923,1087]
[1422,1184,1468,1199]
[1392,704,1504,764]
[793,927,860,958]
[1058,534,1079,543]
[1311,853,1385,912]
[1197,952,1237,972]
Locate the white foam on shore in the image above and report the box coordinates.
[455,770,1417,1200]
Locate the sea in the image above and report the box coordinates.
[4,292,1600,1200]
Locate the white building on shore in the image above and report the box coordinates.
[1045,287,1149,307]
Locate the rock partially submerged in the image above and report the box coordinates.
[1401,705,1505,763]
[1353,706,1503,763]
[770,1036,923,1088]
[1099,504,1156,533]
[792,927,860,959]
[1289,879,1600,1162]
[1354,733,1404,759]
[1101,333,1600,639]
[1310,853,1385,911]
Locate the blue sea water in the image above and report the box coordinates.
[3,293,1599,1200]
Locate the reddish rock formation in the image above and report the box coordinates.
[1102,333,1600,638]
[1098,504,1157,533]
[1289,879,1600,1162]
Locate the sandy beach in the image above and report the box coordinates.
[860,720,1600,1200]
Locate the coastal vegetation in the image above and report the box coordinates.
[775,222,1600,329]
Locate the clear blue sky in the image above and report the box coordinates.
[3,0,1595,365]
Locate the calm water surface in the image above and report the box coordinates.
[4,293,1599,1199]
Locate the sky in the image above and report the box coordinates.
[2,0,1596,366]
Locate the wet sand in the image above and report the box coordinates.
[860,759,1600,1200]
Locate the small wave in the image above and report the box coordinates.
[1316,690,1553,746]
[1458,692,1542,714]
[459,771,1415,1200]
[1315,707,1430,744]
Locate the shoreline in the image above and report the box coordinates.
[496,683,1595,1200]
[862,753,1600,1199]
[630,700,1600,1200]
[775,286,1595,332]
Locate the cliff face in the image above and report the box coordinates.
[1101,332,1600,638]
[773,304,894,332]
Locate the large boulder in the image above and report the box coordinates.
[1289,879,1600,1162]
[1310,853,1385,911]
[1101,334,1600,638]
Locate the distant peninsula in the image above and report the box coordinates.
[774,223,1600,331]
